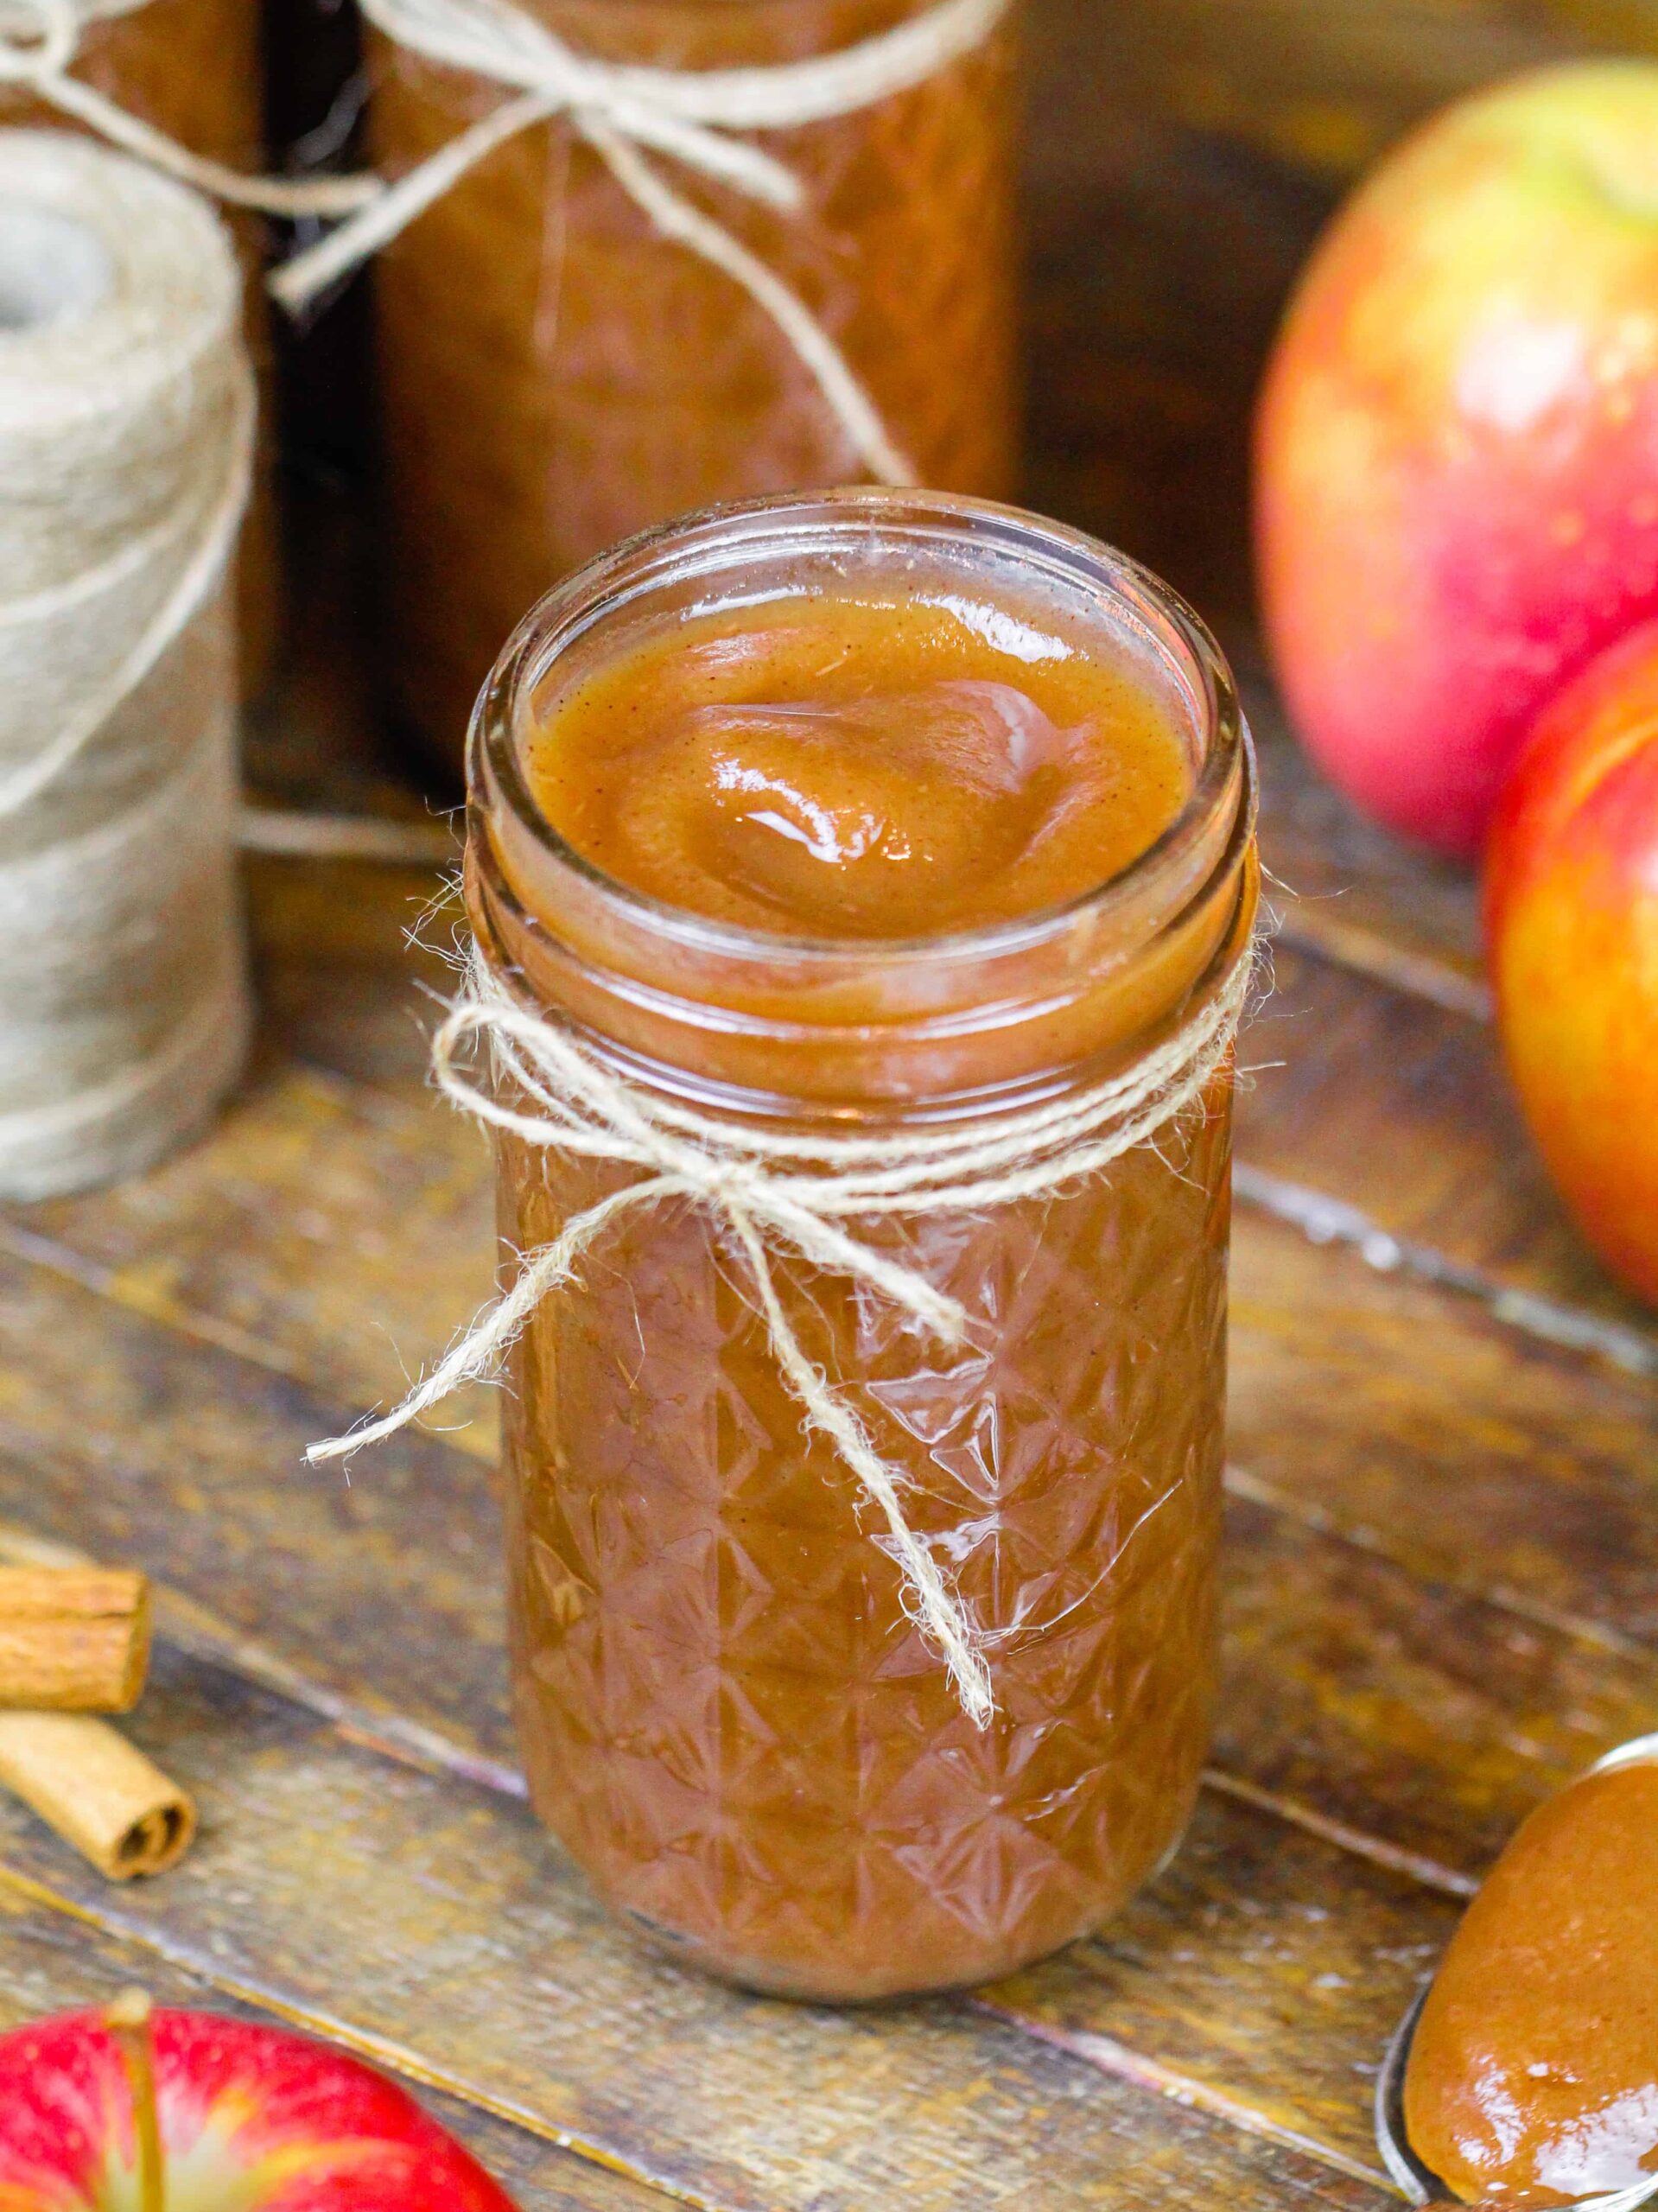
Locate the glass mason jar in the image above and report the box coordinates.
[367,0,1021,772]
[466,492,1257,2002]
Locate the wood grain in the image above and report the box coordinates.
[1237,944,1658,1367]
[1218,1491,1658,1883]
[0,1632,1455,2190]
[0,908,1649,2197]
[1244,675,1489,1011]
[988,1784,1461,2180]
[1230,1211,1658,1651]
[2,1053,498,1460]
[0,1256,1642,2187]
[0,1642,1391,2212]
[0,1243,514,1766]
[10,951,1655,1698]
[5,5,1645,2196]
[1,1213,1654,1873]
[0,1883,678,2211]
[60,851,1607,1467]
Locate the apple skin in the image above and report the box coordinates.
[1485,618,1658,1304]
[0,2006,520,2210]
[1256,61,1658,855]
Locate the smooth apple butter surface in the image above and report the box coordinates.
[473,503,1255,2001]
[526,593,1193,938]
[1405,1758,1658,2206]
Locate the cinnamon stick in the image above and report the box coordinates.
[0,1567,149,1713]
[0,1714,194,1879]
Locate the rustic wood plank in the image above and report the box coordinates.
[4,1108,1655,2179]
[1217,1489,1658,1882]
[3,1051,498,1462]
[0,1469,1460,2187]
[987,1783,1458,2182]
[0,1705,1433,2197]
[0,1645,1390,2212]
[1,1224,1653,1872]
[0,1573,1456,2193]
[8,843,1653,2186]
[1034,0,1654,189]
[0,1224,1644,2185]
[1230,1211,1658,1653]
[1237,944,1658,1369]
[0,1648,1466,2192]
[0,1883,675,2212]
[246,852,461,1090]
[1242,671,1489,1014]
[43,852,1629,1490]
[10,956,1655,1707]
[0,1247,514,1770]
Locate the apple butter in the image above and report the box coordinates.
[367,0,1020,771]
[1406,1753,1658,2206]
[467,493,1257,1999]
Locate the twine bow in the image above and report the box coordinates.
[270,0,1015,484]
[0,0,379,217]
[309,947,1253,1727]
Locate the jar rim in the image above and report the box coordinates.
[471,488,1252,977]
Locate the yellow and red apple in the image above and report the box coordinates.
[0,1999,518,2210]
[1485,619,1658,1304]
[1257,62,1658,855]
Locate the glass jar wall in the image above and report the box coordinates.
[366,0,1021,770]
[466,493,1256,2001]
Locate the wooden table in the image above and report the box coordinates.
[2,15,1655,2199]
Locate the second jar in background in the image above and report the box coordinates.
[365,0,1021,771]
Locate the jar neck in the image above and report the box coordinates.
[466,493,1259,1116]
[467,823,1255,1119]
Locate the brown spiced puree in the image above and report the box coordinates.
[493,575,1243,2000]
[1406,1758,1658,2205]
[527,593,1191,938]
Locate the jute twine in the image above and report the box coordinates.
[0,0,379,217]
[310,943,1253,1726]
[0,130,254,1198]
[271,0,1017,483]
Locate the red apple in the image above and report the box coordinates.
[1257,61,1658,855]
[0,1994,518,2210]
[1485,619,1658,1303]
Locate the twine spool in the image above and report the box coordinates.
[0,130,253,1201]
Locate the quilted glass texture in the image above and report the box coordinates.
[499,1071,1231,2000]
[368,0,1021,766]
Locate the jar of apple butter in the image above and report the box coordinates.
[465,491,1257,2000]
[366,0,1021,772]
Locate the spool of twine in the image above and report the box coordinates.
[0,129,253,1201]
